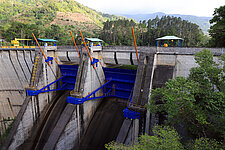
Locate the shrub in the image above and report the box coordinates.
[105,126,184,150]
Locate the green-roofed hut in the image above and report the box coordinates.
[37,39,58,47]
[156,36,184,47]
[84,38,103,52]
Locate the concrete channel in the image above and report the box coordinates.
[77,98,127,150]
[14,96,127,150]
[19,91,70,150]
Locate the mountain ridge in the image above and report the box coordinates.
[122,12,212,34]
[0,0,125,35]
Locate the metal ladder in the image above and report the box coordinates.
[29,56,39,88]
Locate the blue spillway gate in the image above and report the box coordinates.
[103,67,136,100]
[67,67,140,119]
[67,67,137,104]
[58,65,78,90]
[26,65,78,96]
[27,64,140,119]
[104,68,140,119]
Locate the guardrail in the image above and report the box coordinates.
[0,46,36,49]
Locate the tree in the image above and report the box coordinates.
[105,126,184,150]
[101,16,204,47]
[100,19,138,46]
[149,49,225,142]
[188,49,225,140]
[209,5,225,47]
[193,137,222,150]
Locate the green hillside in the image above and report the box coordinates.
[0,0,123,25]
[0,0,124,44]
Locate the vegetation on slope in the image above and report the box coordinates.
[0,1,223,48]
[0,0,124,43]
[101,5,224,47]
[0,0,123,25]
[149,49,225,148]
[123,12,212,34]
[100,16,205,47]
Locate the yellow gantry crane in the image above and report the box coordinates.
[11,38,32,46]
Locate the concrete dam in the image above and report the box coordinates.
[0,45,224,150]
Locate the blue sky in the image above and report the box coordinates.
[75,0,225,17]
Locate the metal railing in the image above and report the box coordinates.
[0,46,36,49]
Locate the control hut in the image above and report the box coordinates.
[84,38,103,52]
[37,39,58,47]
[156,36,184,47]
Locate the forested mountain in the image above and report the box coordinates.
[0,0,123,25]
[0,0,124,44]
[0,0,211,47]
[123,12,211,34]
[100,16,205,47]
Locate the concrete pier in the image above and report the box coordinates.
[1,47,59,150]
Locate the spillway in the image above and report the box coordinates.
[1,46,224,150]
[19,91,70,150]
[77,98,126,150]
[18,97,127,150]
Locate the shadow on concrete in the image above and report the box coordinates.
[77,98,127,150]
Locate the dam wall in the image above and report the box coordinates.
[1,46,224,149]
[56,46,224,66]
[0,49,34,135]
[3,48,106,150]
[1,47,60,150]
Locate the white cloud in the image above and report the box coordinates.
[75,0,225,17]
